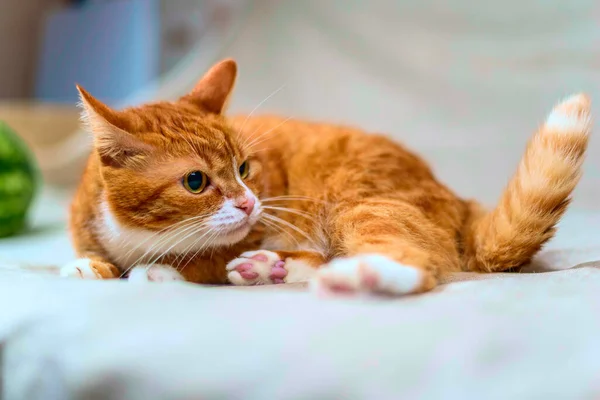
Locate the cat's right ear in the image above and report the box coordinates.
[181,58,237,114]
[77,85,152,167]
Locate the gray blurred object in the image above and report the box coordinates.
[0,0,64,99]
[35,0,161,104]
[38,0,600,209]
[36,0,249,186]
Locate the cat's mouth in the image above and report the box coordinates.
[211,208,261,245]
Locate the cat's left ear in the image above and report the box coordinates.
[77,85,153,168]
[182,58,237,114]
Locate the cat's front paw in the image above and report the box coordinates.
[226,250,287,285]
[60,258,117,279]
[127,264,185,283]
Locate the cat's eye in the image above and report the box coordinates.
[183,171,208,194]
[239,160,250,179]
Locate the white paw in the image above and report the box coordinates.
[60,258,101,279]
[226,250,287,285]
[127,264,185,283]
[311,254,423,296]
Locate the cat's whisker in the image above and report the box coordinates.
[261,195,326,204]
[207,227,223,262]
[247,146,272,155]
[238,83,286,145]
[244,117,292,151]
[117,215,209,265]
[122,217,207,266]
[120,219,210,277]
[179,226,222,269]
[243,121,266,148]
[144,221,210,268]
[150,221,211,263]
[172,225,218,270]
[119,224,197,277]
[138,224,208,275]
[259,219,300,246]
[259,217,301,248]
[158,226,211,273]
[117,221,199,263]
[178,227,223,273]
[261,212,315,247]
[262,205,314,220]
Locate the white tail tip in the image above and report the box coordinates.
[545,93,591,135]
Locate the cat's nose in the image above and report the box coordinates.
[235,196,255,216]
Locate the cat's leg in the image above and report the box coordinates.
[313,200,460,296]
[60,254,120,279]
[127,264,185,283]
[63,216,121,279]
[226,250,325,285]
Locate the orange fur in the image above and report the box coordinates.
[65,59,591,295]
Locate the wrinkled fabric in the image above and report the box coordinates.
[1,211,600,399]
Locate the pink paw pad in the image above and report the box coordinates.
[235,263,259,279]
[250,254,269,262]
[269,260,287,284]
[358,265,379,289]
[226,251,289,286]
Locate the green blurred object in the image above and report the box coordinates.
[0,121,37,237]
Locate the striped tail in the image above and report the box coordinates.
[465,93,592,272]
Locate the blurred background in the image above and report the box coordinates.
[0,0,599,266]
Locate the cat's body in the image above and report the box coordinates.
[63,59,591,296]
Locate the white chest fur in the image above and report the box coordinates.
[96,201,210,267]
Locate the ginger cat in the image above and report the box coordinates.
[62,59,591,296]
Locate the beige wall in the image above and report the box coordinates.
[0,0,64,98]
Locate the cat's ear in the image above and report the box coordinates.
[77,85,151,167]
[182,58,237,114]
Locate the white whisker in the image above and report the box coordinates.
[130,221,203,265]
[179,227,223,272]
[260,217,292,240]
[238,84,286,145]
[245,117,292,151]
[260,217,301,248]
[262,205,314,220]
[145,222,209,268]
[117,215,209,265]
[262,212,315,247]
[261,195,326,204]
[248,146,273,155]
[244,121,266,146]
[120,218,209,277]
[173,226,218,270]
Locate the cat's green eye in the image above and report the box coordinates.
[239,160,250,179]
[183,171,208,194]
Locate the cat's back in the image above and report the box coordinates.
[231,114,447,199]
[229,114,349,143]
[230,114,434,179]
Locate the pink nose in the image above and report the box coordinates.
[235,196,255,216]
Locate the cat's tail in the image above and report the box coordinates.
[464,93,592,272]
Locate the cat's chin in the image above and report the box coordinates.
[212,223,253,246]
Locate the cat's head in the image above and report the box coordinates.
[78,59,263,247]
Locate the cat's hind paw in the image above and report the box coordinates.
[311,254,430,297]
[226,250,287,285]
[127,264,185,283]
